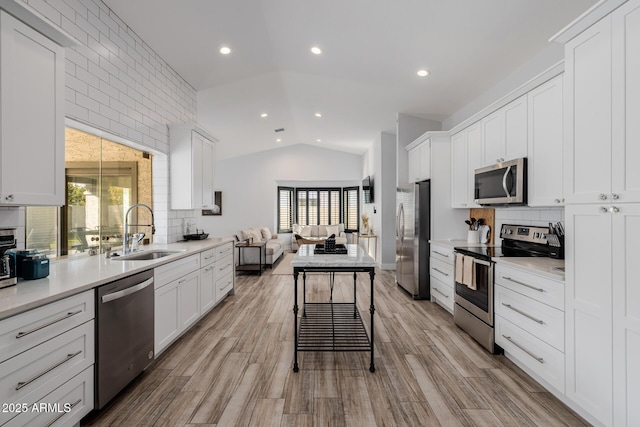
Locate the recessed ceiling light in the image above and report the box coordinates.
[315,112,322,118]
[316,139,322,142]
[311,46,322,55]
[219,46,231,55]
[417,69,430,77]
[276,138,282,142]
[260,113,268,118]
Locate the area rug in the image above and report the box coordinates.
[271,252,295,275]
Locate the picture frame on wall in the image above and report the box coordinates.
[202,191,222,216]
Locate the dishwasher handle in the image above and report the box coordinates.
[101,277,154,303]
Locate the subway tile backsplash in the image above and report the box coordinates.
[494,207,564,244]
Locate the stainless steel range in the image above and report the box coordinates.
[453,224,556,353]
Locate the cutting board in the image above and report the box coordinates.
[470,208,495,244]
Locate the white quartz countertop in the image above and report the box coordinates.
[493,257,565,281]
[0,237,235,320]
[429,239,483,249]
[292,244,376,268]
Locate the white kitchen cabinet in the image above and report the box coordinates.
[481,95,528,167]
[200,248,216,314]
[0,11,65,206]
[429,244,455,313]
[451,123,481,208]
[154,278,180,354]
[407,137,431,183]
[527,75,564,207]
[179,270,200,331]
[214,242,234,303]
[169,125,217,210]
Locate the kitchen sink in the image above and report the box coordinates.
[112,250,183,261]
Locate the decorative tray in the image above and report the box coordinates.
[183,233,209,240]
[314,243,347,254]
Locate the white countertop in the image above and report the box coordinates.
[292,244,376,268]
[0,237,235,320]
[429,239,483,249]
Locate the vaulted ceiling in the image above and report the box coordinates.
[103,0,597,159]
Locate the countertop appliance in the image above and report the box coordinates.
[0,229,17,288]
[96,269,154,409]
[396,180,430,299]
[15,250,50,280]
[453,224,551,353]
[474,157,527,206]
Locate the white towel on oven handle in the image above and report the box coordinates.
[455,253,464,284]
[462,255,477,290]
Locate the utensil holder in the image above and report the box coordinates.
[467,230,480,243]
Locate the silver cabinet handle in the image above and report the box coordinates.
[204,254,214,260]
[599,206,608,214]
[433,287,449,298]
[432,267,449,276]
[102,278,154,303]
[501,303,544,324]
[4,194,14,201]
[219,281,232,291]
[502,335,544,363]
[433,250,449,258]
[204,266,213,273]
[610,206,620,214]
[611,193,619,200]
[44,398,82,427]
[16,350,82,390]
[599,193,608,200]
[16,310,82,339]
[219,263,231,271]
[554,199,561,204]
[501,276,544,292]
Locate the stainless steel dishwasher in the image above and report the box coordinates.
[96,269,154,409]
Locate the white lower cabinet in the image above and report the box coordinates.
[179,270,200,331]
[429,244,455,313]
[200,248,216,314]
[494,263,565,394]
[154,278,181,355]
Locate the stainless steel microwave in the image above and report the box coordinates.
[474,157,527,206]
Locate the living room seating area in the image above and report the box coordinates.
[291,224,347,251]
[235,226,286,266]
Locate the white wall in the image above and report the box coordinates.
[199,144,362,244]
[0,0,201,244]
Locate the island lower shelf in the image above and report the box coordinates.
[298,303,371,352]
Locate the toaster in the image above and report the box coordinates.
[16,251,50,280]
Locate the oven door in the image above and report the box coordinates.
[454,257,494,325]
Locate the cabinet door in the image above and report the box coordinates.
[612,0,640,203]
[503,95,528,161]
[0,12,65,206]
[565,204,613,426]
[191,131,204,209]
[155,280,180,355]
[180,270,200,331]
[418,140,431,180]
[408,146,419,183]
[528,75,564,207]
[466,123,482,207]
[200,264,216,314]
[481,110,504,166]
[451,131,468,208]
[564,16,613,204]
[202,138,215,207]
[612,203,640,427]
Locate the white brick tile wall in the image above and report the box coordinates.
[494,207,564,245]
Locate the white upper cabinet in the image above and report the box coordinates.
[0,11,66,206]
[169,125,217,210]
[407,137,431,183]
[481,94,528,167]
[527,75,564,207]
[451,123,481,208]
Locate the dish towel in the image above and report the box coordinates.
[455,253,464,283]
[463,255,477,290]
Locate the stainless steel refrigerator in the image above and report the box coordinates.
[396,181,430,299]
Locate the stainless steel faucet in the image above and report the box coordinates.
[123,203,155,254]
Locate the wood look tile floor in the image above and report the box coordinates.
[82,264,589,427]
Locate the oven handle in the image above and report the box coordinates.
[101,277,154,303]
[502,166,512,198]
[472,258,492,267]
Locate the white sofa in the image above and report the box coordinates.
[291,223,347,251]
[235,226,285,266]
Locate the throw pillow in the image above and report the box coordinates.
[250,228,263,242]
[241,229,253,240]
[300,225,312,237]
[326,225,340,237]
[261,226,272,240]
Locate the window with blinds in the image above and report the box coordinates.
[278,187,294,233]
[343,186,359,232]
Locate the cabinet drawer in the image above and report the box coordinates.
[0,290,94,363]
[154,254,200,288]
[430,257,454,285]
[496,316,565,393]
[430,276,454,313]
[495,285,564,351]
[200,248,216,267]
[495,263,564,310]
[4,365,93,427]
[0,321,94,425]
[216,273,233,298]
[430,245,454,265]
[214,242,234,260]
[215,254,233,278]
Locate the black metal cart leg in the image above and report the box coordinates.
[353,272,357,318]
[302,272,307,318]
[293,269,299,372]
[369,269,376,373]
